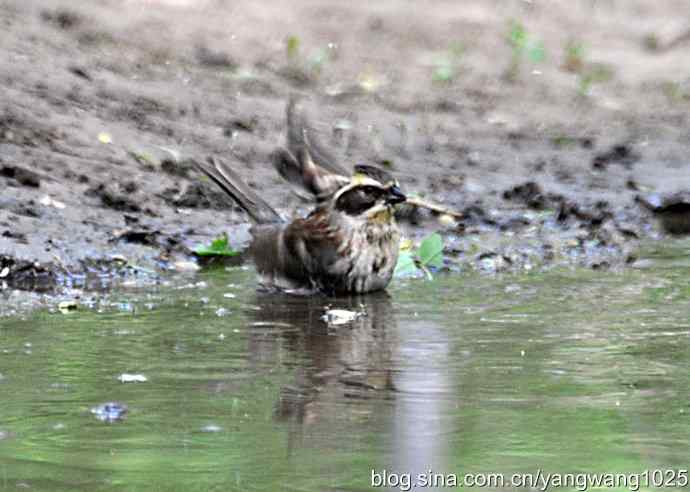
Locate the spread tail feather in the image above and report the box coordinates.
[194,158,283,225]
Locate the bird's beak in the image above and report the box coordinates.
[386,185,407,205]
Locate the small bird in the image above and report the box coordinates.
[195,101,406,295]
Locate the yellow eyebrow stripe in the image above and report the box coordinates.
[350,174,384,188]
[352,173,366,185]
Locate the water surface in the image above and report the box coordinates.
[1,240,690,491]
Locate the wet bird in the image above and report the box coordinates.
[194,100,406,295]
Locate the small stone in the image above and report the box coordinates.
[201,424,222,433]
[117,373,147,383]
[91,402,128,422]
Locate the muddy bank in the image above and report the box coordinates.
[1,0,689,299]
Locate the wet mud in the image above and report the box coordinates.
[1,0,689,306]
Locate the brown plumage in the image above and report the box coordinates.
[194,99,405,295]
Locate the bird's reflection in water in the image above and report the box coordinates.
[244,290,452,477]
[245,291,397,451]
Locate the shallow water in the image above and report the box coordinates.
[1,240,690,491]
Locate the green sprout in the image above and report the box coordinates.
[283,35,336,82]
[559,40,614,96]
[286,35,300,61]
[432,41,465,84]
[563,40,585,73]
[505,20,546,82]
[194,233,240,257]
[577,63,614,96]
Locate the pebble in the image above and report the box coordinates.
[91,402,128,422]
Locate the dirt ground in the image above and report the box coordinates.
[1,0,689,295]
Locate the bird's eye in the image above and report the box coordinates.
[335,185,383,215]
[361,186,382,196]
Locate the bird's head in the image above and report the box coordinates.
[329,165,406,223]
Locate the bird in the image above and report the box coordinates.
[194,100,406,295]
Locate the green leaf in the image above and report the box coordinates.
[194,233,240,257]
[394,250,417,277]
[418,233,444,268]
[394,233,445,279]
